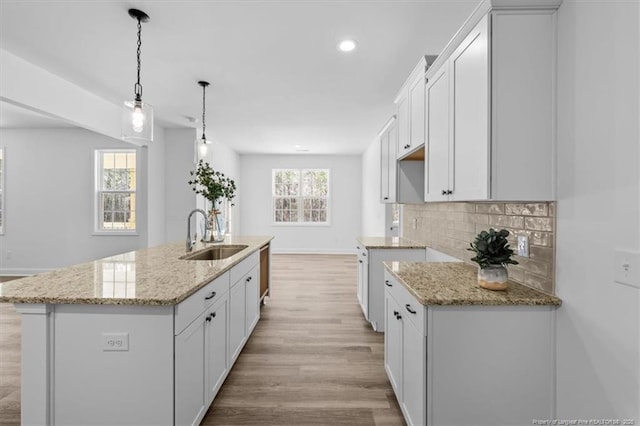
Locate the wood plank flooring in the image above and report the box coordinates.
[0,255,404,425]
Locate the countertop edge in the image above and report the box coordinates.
[0,237,274,307]
[384,262,562,307]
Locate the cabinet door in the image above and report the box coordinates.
[380,130,391,202]
[402,318,426,426]
[409,73,426,150]
[396,95,410,158]
[229,280,246,363]
[245,266,260,335]
[384,293,403,399]
[450,14,490,200]
[387,124,397,202]
[425,63,451,202]
[175,314,207,426]
[205,298,228,403]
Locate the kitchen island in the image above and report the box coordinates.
[384,261,561,426]
[0,236,273,426]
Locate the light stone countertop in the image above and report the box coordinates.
[0,236,273,306]
[357,236,426,249]
[384,261,562,306]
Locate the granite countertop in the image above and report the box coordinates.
[0,236,273,306]
[384,261,561,306]
[357,236,426,249]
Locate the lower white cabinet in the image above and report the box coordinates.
[175,251,261,425]
[384,269,556,426]
[175,295,228,426]
[356,243,426,332]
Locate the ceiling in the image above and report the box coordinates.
[0,0,478,154]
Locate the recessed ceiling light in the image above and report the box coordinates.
[338,39,357,52]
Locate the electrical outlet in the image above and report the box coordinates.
[614,250,640,289]
[102,332,129,351]
[517,235,529,257]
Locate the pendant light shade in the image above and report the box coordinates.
[196,81,211,159]
[122,8,153,143]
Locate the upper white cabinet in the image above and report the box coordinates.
[424,62,450,202]
[380,117,397,203]
[425,2,558,201]
[395,56,436,160]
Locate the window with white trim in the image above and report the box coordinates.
[0,148,4,234]
[95,150,137,232]
[273,169,329,224]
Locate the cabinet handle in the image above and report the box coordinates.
[204,291,216,300]
[441,190,447,196]
[405,304,417,314]
[385,280,392,287]
[393,310,399,317]
[246,276,252,282]
[396,313,402,320]
[211,312,216,319]
[358,260,363,264]
[383,197,389,200]
[447,190,453,195]
[205,314,212,322]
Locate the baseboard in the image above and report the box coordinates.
[271,248,357,255]
[0,268,53,277]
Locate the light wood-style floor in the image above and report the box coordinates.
[0,254,404,425]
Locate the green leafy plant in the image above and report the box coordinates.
[188,160,236,207]
[467,228,519,269]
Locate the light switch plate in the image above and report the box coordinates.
[614,250,640,289]
[517,235,529,257]
[102,332,129,351]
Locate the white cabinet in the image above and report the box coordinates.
[175,250,262,425]
[384,269,557,426]
[395,56,435,160]
[245,266,260,335]
[205,298,228,401]
[229,275,246,363]
[384,290,402,396]
[424,6,557,201]
[380,117,397,203]
[424,62,450,202]
[175,272,230,426]
[356,243,425,332]
[175,311,207,426]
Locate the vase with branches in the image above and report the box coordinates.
[188,160,237,242]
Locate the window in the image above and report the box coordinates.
[95,150,137,232]
[273,169,329,224]
[0,148,4,234]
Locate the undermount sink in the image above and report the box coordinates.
[181,245,248,261]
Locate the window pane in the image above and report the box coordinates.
[98,150,136,231]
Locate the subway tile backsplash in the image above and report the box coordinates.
[402,202,556,295]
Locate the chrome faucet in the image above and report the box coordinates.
[186,209,210,251]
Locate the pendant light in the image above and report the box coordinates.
[122,8,153,143]
[197,81,211,159]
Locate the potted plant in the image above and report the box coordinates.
[188,160,236,242]
[467,228,519,291]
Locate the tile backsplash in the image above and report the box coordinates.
[402,202,556,295]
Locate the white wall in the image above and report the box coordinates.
[164,129,197,243]
[0,128,148,274]
[361,136,386,237]
[240,154,361,253]
[147,125,166,247]
[556,0,639,420]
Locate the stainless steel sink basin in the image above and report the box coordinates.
[181,245,248,261]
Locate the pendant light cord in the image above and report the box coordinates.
[201,84,207,140]
[134,17,143,101]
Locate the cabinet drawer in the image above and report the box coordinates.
[230,251,259,284]
[175,272,230,335]
[385,271,426,336]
